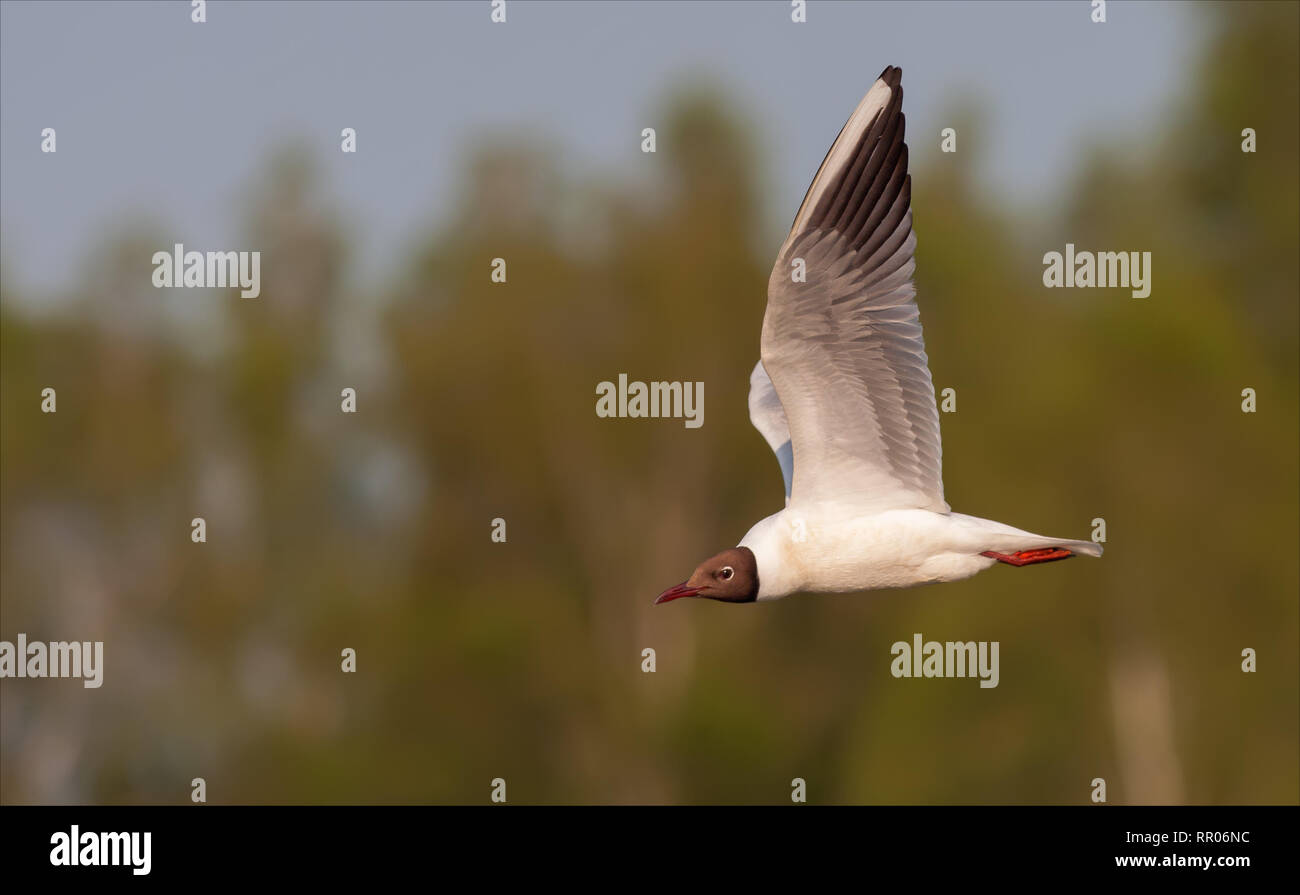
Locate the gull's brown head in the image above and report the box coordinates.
[655,547,759,605]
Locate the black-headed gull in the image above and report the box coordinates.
[656,66,1102,606]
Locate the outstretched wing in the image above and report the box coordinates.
[761,66,947,513]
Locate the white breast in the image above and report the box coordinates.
[738,506,996,600]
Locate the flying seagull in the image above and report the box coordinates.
[656,66,1101,606]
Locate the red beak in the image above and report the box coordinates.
[654,581,703,605]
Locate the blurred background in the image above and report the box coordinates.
[1,1,1296,804]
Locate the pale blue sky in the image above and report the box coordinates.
[1,0,1198,296]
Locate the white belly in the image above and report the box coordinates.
[738,506,996,600]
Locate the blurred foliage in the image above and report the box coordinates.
[2,3,1296,804]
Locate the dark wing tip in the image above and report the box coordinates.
[878,65,903,87]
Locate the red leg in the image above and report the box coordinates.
[981,547,1074,567]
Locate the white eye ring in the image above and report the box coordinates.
[720,566,734,580]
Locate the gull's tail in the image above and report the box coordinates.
[951,513,1104,562]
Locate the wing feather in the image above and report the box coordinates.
[761,66,947,513]
[747,360,793,502]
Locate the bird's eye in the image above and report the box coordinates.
[720,566,734,581]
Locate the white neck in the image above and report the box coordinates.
[737,510,803,600]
